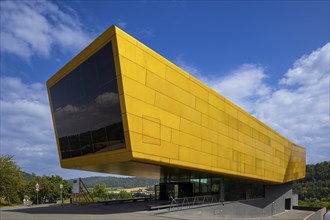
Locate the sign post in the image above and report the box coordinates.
[72,179,79,203]
[35,183,40,205]
[60,184,63,204]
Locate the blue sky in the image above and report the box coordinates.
[1,0,329,179]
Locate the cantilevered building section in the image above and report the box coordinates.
[47,25,305,216]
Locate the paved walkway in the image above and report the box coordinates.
[160,209,315,220]
[0,202,317,220]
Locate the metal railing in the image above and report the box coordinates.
[169,195,222,212]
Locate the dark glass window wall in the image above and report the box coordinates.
[160,167,265,201]
[50,42,125,159]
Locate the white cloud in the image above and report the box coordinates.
[0,76,47,102]
[0,0,91,60]
[253,43,330,163]
[176,55,210,83]
[95,92,119,106]
[280,43,329,86]
[210,64,271,112]
[0,76,56,171]
[56,104,79,114]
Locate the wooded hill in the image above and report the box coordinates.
[293,161,330,202]
[67,176,159,188]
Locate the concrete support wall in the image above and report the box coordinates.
[292,192,299,206]
[165,182,293,218]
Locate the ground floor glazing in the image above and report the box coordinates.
[156,167,265,201]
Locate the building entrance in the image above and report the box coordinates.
[285,198,291,210]
[159,182,193,200]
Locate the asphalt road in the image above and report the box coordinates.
[0,203,167,220]
[0,203,317,220]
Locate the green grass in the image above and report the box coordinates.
[0,197,23,207]
[299,200,330,209]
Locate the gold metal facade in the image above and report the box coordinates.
[47,26,305,183]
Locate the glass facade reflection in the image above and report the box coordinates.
[224,179,265,201]
[50,42,125,159]
[160,167,265,201]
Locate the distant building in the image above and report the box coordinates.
[47,25,305,217]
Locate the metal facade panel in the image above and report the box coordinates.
[115,26,305,183]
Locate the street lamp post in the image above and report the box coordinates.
[35,183,40,205]
[60,184,63,204]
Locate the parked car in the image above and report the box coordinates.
[41,197,58,204]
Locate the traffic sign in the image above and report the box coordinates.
[35,183,40,192]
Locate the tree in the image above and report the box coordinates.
[0,155,24,204]
[0,155,73,205]
[25,175,72,203]
[293,161,330,203]
[118,190,131,199]
[93,183,108,200]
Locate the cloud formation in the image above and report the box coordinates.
[0,0,91,60]
[208,43,329,163]
[253,43,330,163]
[0,76,57,172]
[175,55,209,83]
[95,92,119,106]
[211,64,271,112]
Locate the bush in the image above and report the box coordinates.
[93,183,108,200]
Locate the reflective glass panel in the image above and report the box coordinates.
[50,42,125,159]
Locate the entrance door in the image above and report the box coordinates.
[159,183,175,200]
[285,198,291,210]
[178,183,193,198]
[159,184,166,200]
[159,183,193,200]
[154,185,160,200]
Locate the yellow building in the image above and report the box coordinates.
[47,25,305,206]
